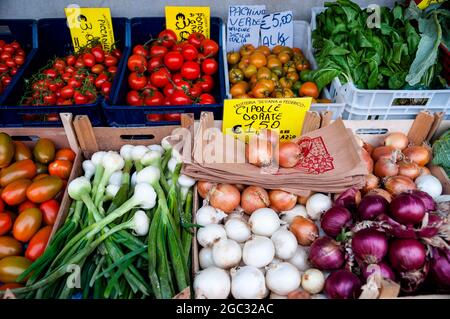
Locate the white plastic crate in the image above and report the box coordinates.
[223,20,345,119]
[310,7,450,120]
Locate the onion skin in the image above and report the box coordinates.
[278,142,301,168]
[290,216,319,246]
[374,158,398,178]
[403,146,431,166]
[197,181,215,199]
[320,206,353,237]
[269,190,297,212]
[357,195,389,220]
[246,136,273,167]
[351,228,388,265]
[384,132,409,150]
[417,166,431,177]
[367,188,392,203]
[309,237,344,270]
[361,262,396,281]
[334,187,361,210]
[390,193,425,225]
[362,174,379,194]
[430,248,450,289]
[418,213,442,238]
[398,161,420,180]
[363,142,374,155]
[361,148,373,173]
[388,239,426,272]
[241,186,269,215]
[409,190,436,212]
[324,270,361,299]
[209,184,241,213]
[372,145,396,162]
[297,194,311,205]
[384,176,416,196]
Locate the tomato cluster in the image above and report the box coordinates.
[228,44,329,102]
[0,133,75,285]
[126,29,219,122]
[0,40,26,95]
[21,43,121,106]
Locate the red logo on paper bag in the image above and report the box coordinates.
[295,136,334,174]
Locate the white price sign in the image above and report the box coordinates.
[227,5,266,51]
[260,11,293,49]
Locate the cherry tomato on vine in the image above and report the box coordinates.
[127,54,147,72]
[158,29,177,48]
[128,72,147,90]
[181,61,201,80]
[201,58,218,75]
[188,32,205,49]
[164,51,184,71]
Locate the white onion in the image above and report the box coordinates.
[270,292,287,299]
[248,208,280,237]
[194,267,230,299]
[288,246,310,271]
[415,174,442,198]
[306,193,332,220]
[280,205,308,224]
[265,262,301,296]
[271,229,297,260]
[225,218,251,243]
[196,205,227,226]
[301,268,325,294]
[230,266,267,299]
[243,236,275,268]
[197,224,227,248]
[199,247,215,269]
[212,239,242,269]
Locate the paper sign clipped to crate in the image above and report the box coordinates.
[65,7,115,53]
[222,97,312,141]
[260,11,293,49]
[227,5,266,51]
[165,6,210,41]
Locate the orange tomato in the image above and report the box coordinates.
[251,82,271,98]
[272,45,284,55]
[243,64,258,79]
[259,79,275,93]
[18,200,37,213]
[230,81,249,97]
[239,44,255,56]
[292,47,303,55]
[278,52,290,64]
[267,58,282,69]
[255,45,271,56]
[54,148,76,162]
[227,52,241,65]
[249,52,267,68]
[256,67,271,80]
[299,82,319,99]
[12,208,42,242]
[1,179,32,206]
[33,173,49,182]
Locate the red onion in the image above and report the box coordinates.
[309,237,345,270]
[352,228,388,265]
[410,190,437,212]
[357,195,389,220]
[430,248,450,289]
[418,213,443,238]
[334,187,360,210]
[399,263,429,293]
[320,207,353,237]
[324,270,362,299]
[376,214,417,239]
[388,239,426,272]
[390,193,425,226]
[361,262,396,281]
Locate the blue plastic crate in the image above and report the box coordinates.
[0,19,38,106]
[0,17,130,127]
[103,17,225,127]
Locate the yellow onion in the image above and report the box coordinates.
[290,216,319,246]
[241,186,270,215]
[210,184,241,213]
[269,190,297,212]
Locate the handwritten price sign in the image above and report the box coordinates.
[260,11,293,49]
[227,5,266,52]
[222,98,311,141]
[165,6,210,41]
[65,7,115,52]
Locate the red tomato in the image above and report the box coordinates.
[43,92,56,105]
[54,149,76,162]
[189,83,203,98]
[108,66,118,75]
[150,45,168,58]
[133,44,147,56]
[1,179,32,206]
[91,64,105,74]
[60,85,74,99]
[158,29,177,48]
[0,198,4,213]
[126,90,143,106]
[111,48,122,60]
[170,90,191,105]
[43,69,57,79]
[104,55,118,67]
[101,81,112,97]
[164,113,181,121]
[200,39,219,57]
[14,55,25,66]
[73,91,89,105]
[94,73,109,89]
[83,53,96,67]
[127,54,147,72]
[175,80,190,92]
[66,55,76,66]
[147,57,162,72]
[150,68,170,88]
[0,213,12,236]
[144,90,165,106]
[18,200,37,213]
[199,93,216,104]
[146,114,163,122]
[172,73,184,84]
[48,160,73,180]
[181,61,201,80]
[53,59,66,71]
[25,226,52,261]
[128,72,147,90]
[164,51,184,71]
[39,199,59,225]
[68,77,81,88]
[181,43,199,61]
[91,46,105,63]
[188,32,206,49]
[201,58,218,75]
[163,83,176,97]
[198,75,214,92]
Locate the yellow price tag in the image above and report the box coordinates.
[222,98,312,141]
[165,6,210,41]
[65,7,115,52]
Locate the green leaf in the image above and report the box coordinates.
[311,68,341,91]
[392,5,403,21]
[388,71,406,89]
[404,21,420,53]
